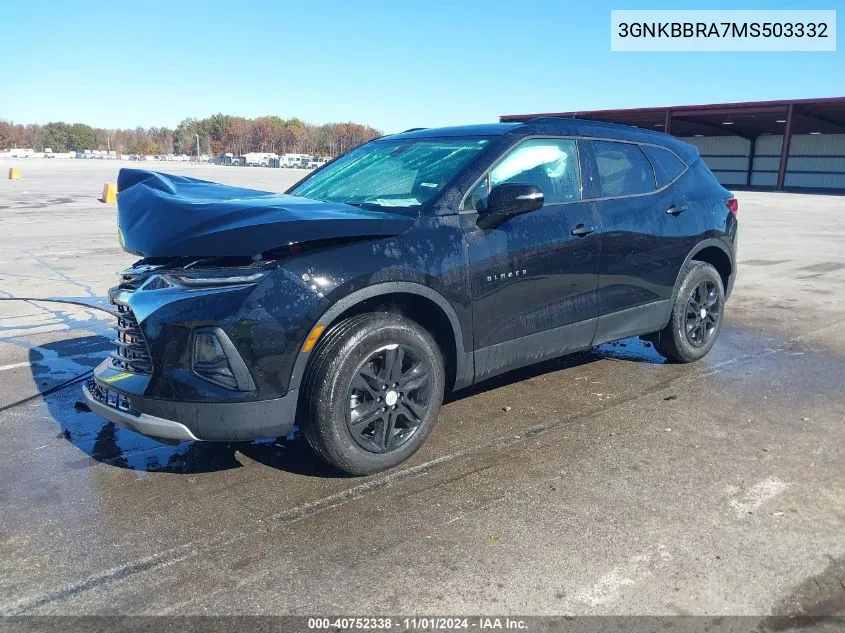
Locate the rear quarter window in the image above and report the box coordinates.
[642,145,687,188]
[589,140,655,198]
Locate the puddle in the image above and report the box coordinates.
[594,337,665,363]
[741,259,792,267]
[797,262,845,274]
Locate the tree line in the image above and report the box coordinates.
[0,115,382,157]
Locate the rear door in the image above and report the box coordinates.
[462,137,601,381]
[581,139,690,343]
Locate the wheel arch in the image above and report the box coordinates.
[677,238,734,300]
[287,282,472,395]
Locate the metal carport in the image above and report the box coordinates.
[501,97,845,191]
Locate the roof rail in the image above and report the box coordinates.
[525,116,579,124]
[524,116,644,131]
[401,127,428,133]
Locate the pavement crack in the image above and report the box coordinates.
[20,250,98,298]
[0,543,198,615]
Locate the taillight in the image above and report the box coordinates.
[726,198,738,215]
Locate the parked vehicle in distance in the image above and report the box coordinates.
[243,152,276,167]
[280,153,310,168]
[306,156,332,169]
[85,118,738,475]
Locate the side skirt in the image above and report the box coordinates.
[592,300,672,347]
[473,318,598,383]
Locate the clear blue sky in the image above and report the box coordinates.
[2,0,842,133]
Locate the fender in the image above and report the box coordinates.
[673,237,735,304]
[286,281,474,394]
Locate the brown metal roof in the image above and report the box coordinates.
[501,97,845,138]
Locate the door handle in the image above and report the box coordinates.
[666,205,686,215]
[571,224,598,237]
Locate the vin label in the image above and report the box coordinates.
[611,10,836,51]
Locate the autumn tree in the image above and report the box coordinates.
[0,120,29,149]
[26,124,45,150]
[156,128,175,155]
[250,117,273,152]
[225,117,249,156]
[2,114,381,156]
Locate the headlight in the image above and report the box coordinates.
[166,268,271,287]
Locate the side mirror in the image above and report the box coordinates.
[478,183,543,229]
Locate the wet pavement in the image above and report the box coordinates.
[0,161,844,616]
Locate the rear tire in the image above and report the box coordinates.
[649,261,725,363]
[300,312,445,475]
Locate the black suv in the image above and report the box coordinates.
[84,118,738,475]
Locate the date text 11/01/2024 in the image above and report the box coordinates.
[307,617,529,630]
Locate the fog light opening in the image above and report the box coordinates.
[194,331,227,364]
[192,331,239,390]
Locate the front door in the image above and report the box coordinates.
[461,138,602,381]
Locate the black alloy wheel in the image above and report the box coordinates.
[647,260,726,363]
[684,279,721,347]
[347,344,433,453]
[300,312,446,475]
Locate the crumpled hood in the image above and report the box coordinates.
[116,169,415,257]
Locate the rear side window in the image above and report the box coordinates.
[589,141,655,198]
[642,145,686,187]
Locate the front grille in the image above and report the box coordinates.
[110,302,153,375]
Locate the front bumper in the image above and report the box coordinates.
[85,369,299,441]
[84,261,327,442]
[83,383,200,441]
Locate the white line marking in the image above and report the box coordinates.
[571,566,639,607]
[729,477,790,518]
[0,360,35,372]
[0,351,108,373]
[565,546,673,612]
[0,323,70,338]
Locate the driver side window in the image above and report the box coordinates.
[463,138,581,212]
[464,176,490,212]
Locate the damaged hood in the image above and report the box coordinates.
[116,169,415,257]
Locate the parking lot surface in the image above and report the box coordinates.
[0,160,843,617]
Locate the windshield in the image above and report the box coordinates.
[290,137,491,211]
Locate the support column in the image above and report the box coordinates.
[746,135,757,187]
[664,110,672,135]
[776,104,795,190]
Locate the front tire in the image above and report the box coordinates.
[650,261,725,363]
[300,313,445,475]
